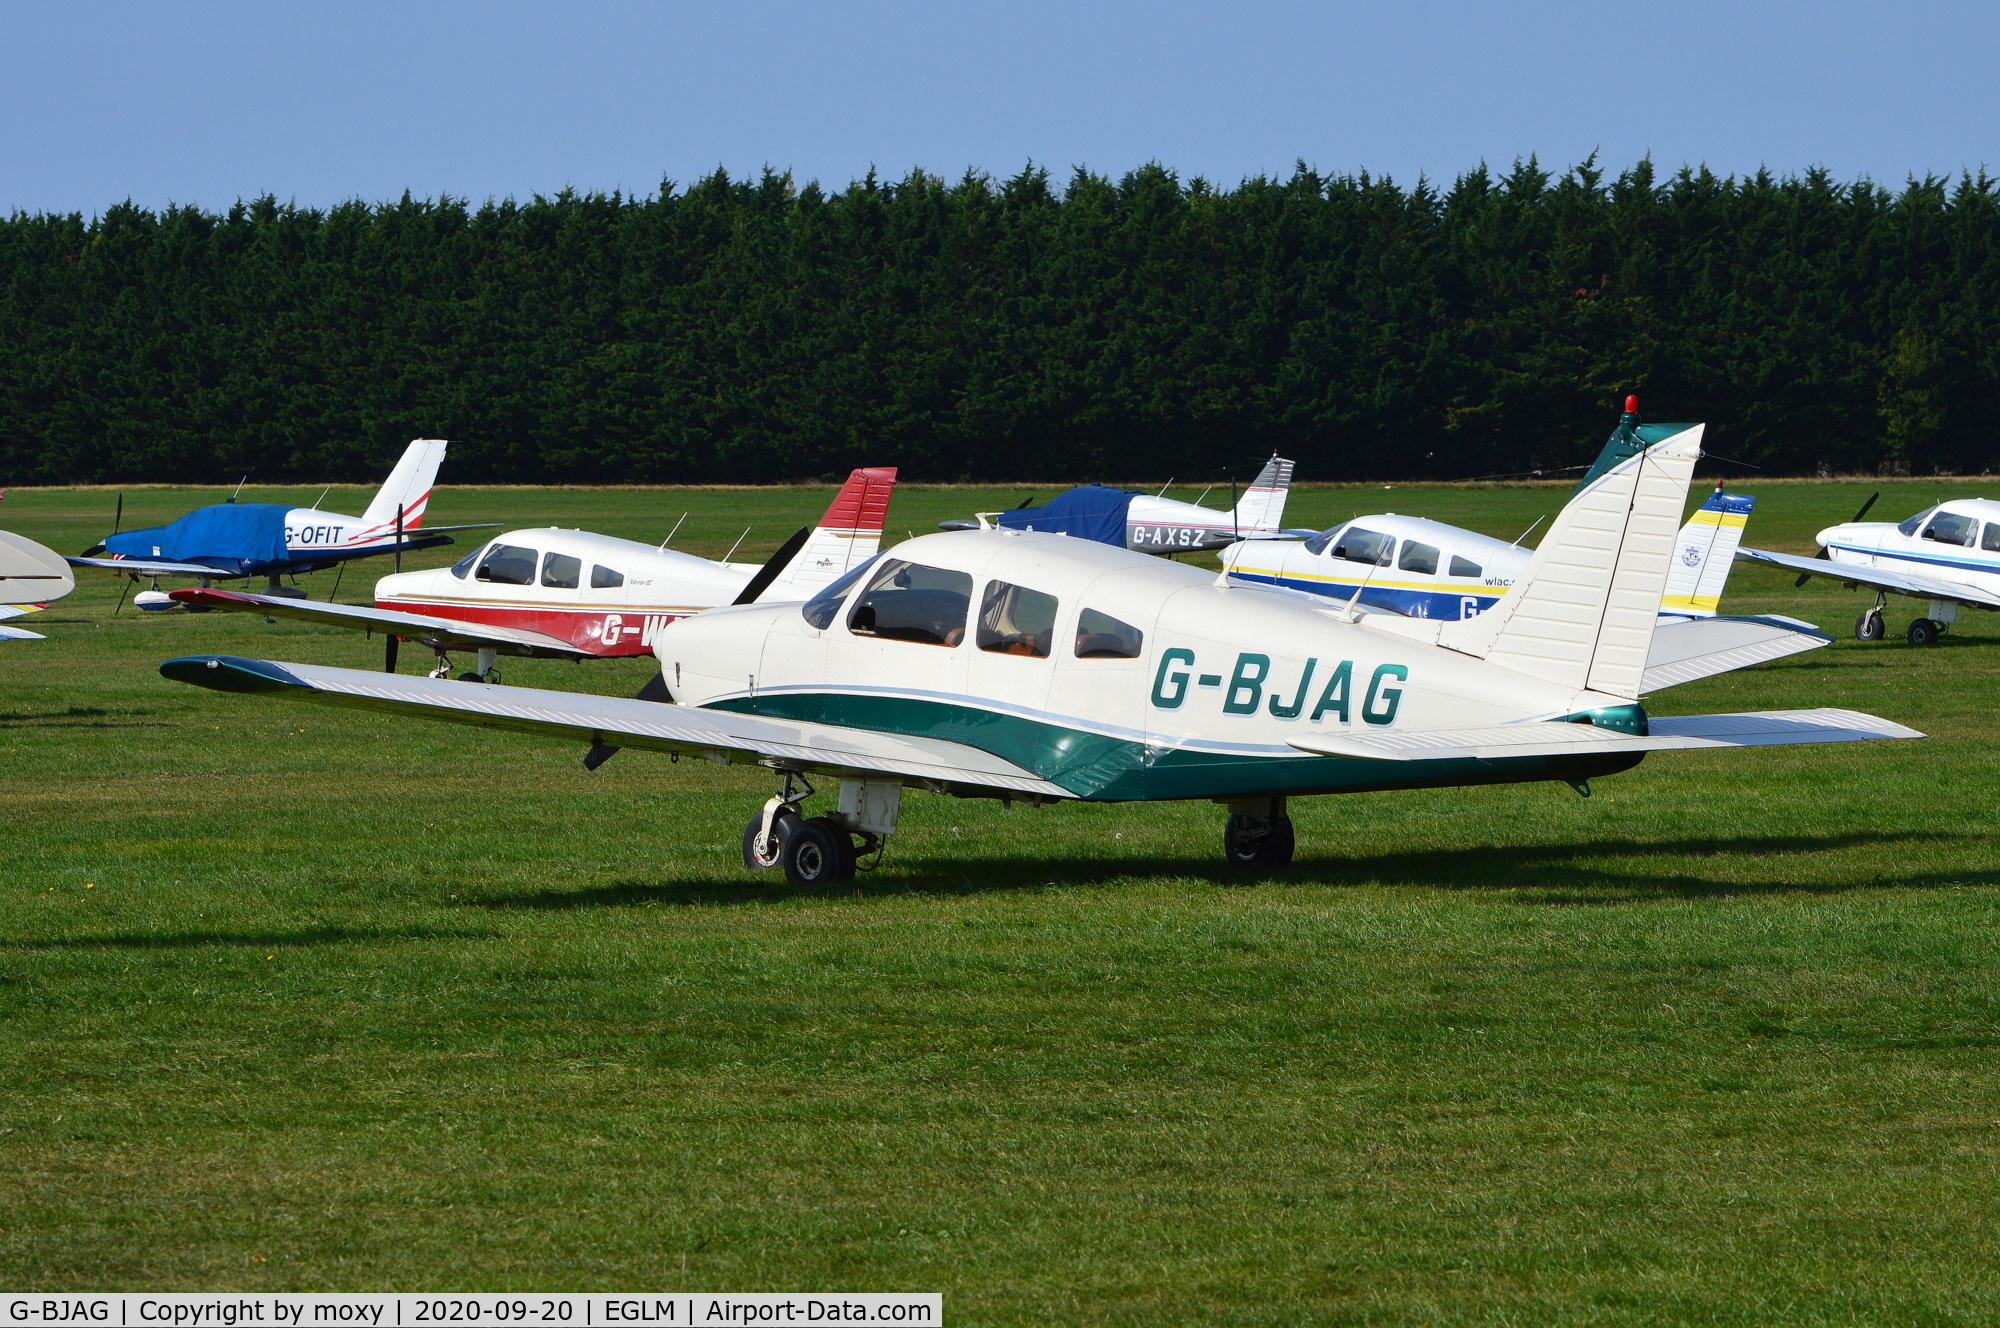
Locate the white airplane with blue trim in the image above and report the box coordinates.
[162,420,1920,883]
[1736,494,2000,645]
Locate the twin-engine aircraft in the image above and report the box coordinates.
[0,529,76,640]
[942,454,1297,552]
[165,425,1918,884]
[1737,494,2000,645]
[167,467,897,681]
[69,439,494,606]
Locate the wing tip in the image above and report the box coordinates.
[160,655,306,694]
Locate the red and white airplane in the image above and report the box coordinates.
[171,467,897,680]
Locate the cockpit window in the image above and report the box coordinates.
[1398,541,1440,575]
[591,564,625,589]
[847,559,972,646]
[799,555,880,630]
[1898,507,1936,537]
[448,546,484,580]
[1449,554,1483,578]
[475,544,538,586]
[1332,527,1394,566]
[1303,524,1345,556]
[978,581,1059,658]
[1923,512,1977,547]
[541,552,581,588]
[1075,608,1144,659]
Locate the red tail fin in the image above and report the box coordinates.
[818,467,897,532]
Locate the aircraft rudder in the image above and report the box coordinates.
[1229,454,1294,532]
[360,439,449,530]
[768,466,899,594]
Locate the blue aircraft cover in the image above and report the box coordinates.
[103,503,292,574]
[995,485,1137,547]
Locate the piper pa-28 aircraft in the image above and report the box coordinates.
[69,439,494,608]
[0,529,76,640]
[942,454,1298,552]
[166,467,898,681]
[1737,494,2000,645]
[165,424,1919,884]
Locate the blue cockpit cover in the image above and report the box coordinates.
[104,503,292,574]
[995,485,1137,547]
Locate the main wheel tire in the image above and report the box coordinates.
[741,809,801,871]
[783,817,856,885]
[1855,610,1885,642]
[1223,814,1296,871]
[1907,617,1940,647]
[457,672,484,682]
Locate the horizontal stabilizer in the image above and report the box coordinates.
[1288,707,1921,762]
[1641,614,1830,691]
[160,655,1073,798]
[0,623,46,640]
[168,589,589,658]
[1735,547,2000,609]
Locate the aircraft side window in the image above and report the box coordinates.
[1449,554,1483,578]
[541,552,581,588]
[1303,524,1345,556]
[846,559,972,647]
[475,544,539,586]
[1984,524,2000,554]
[1923,512,1976,546]
[977,581,1059,658]
[1398,541,1439,575]
[591,564,625,589]
[799,555,880,630]
[1075,607,1144,659]
[448,546,485,580]
[1332,528,1394,566]
[1898,507,1936,537]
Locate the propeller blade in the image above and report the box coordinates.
[584,671,675,770]
[1852,491,1880,524]
[113,493,123,536]
[731,526,810,606]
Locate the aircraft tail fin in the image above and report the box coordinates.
[1437,424,1705,700]
[1660,486,1754,618]
[767,466,898,595]
[360,439,449,533]
[1227,455,1294,534]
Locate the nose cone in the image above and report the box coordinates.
[376,567,440,599]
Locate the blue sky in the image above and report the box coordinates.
[2,0,1992,214]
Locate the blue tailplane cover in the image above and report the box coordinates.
[104,504,292,575]
[996,485,1136,546]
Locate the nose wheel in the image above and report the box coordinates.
[1854,608,1884,641]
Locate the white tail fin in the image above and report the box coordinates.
[360,439,448,532]
[768,466,897,594]
[1228,455,1294,534]
[1660,487,1754,618]
[1438,424,1704,699]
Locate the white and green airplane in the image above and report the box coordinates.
[161,425,1920,881]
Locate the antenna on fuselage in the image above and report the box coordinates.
[229,475,248,503]
[1511,515,1547,547]
[1155,478,1174,498]
[312,486,331,511]
[722,528,752,563]
[659,513,688,549]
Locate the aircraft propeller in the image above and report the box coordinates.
[1795,491,1880,586]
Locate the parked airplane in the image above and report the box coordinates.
[68,439,494,607]
[167,467,898,681]
[165,426,1917,884]
[0,529,75,640]
[1218,482,1756,622]
[1736,494,2000,645]
[940,454,1298,552]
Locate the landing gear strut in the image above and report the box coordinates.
[1854,607,1885,641]
[744,769,899,886]
[430,645,502,682]
[1222,796,1295,871]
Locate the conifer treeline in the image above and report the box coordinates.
[2,159,1995,485]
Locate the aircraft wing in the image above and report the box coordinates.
[1735,547,2000,609]
[1287,708,1922,762]
[160,655,1076,799]
[167,589,591,659]
[68,555,239,578]
[1641,614,1831,692]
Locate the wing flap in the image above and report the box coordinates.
[161,655,1073,797]
[1288,707,1922,762]
[1735,547,2000,609]
[168,588,588,658]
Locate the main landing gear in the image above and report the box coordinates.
[1222,796,1295,871]
[427,645,502,683]
[742,768,895,886]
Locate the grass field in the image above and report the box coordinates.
[2,478,1998,1323]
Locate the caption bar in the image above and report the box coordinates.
[5,1298,939,1327]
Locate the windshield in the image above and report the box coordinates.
[1303,524,1345,557]
[799,554,881,630]
[1898,507,1937,537]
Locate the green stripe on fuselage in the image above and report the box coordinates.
[707,692,1641,802]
